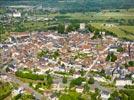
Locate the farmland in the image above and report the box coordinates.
[90,23,134,40]
[0,8,134,41]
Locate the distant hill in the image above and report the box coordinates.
[0,0,134,12]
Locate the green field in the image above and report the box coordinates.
[90,23,134,40]
[47,9,134,21]
[1,9,134,42]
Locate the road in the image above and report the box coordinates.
[84,45,110,77]
[5,73,43,100]
[91,81,112,93]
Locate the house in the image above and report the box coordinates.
[127,67,134,72]
[112,67,121,78]
[54,66,66,72]
[76,86,84,93]
[35,70,45,75]
[12,87,24,97]
[73,72,81,78]
[0,74,9,81]
[100,91,110,100]
[80,23,85,30]
[112,64,128,79]
[10,32,30,41]
[79,44,91,51]
[131,74,134,79]
[12,11,21,17]
[108,45,118,52]
[115,79,132,87]
[49,94,58,100]
[93,76,107,83]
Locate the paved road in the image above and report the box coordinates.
[6,73,43,100]
[84,55,99,77]
[91,81,112,93]
[84,45,110,77]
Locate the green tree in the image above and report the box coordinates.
[88,77,94,84]
[46,74,53,87]
[58,24,65,34]
[70,77,85,88]
[117,46,125,52]
[84,84,90,93]
[69,68,75,75]
[79,69,85,76]
[106,53,117,62]
[62,76,67,84]
[128,61,134,66]
[66,24,74,32]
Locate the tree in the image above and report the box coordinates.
[15,70,45,80]
[117,46,124,52]
[29,82,32,87]
[58,24,65,34]
[84,84,90,93]
[37,50,49,59]
[79,69,85,76]
[70,77,85,88]
[128,61,134,66]
[88,77,94,84]
[62,76,67,84]
[109,91,119,100]
[106,52,117,62]
[69,68,75,75]
[0,82,12,100]
[46,74,53,87]
[52,50,60,60]
[66,23,79,32]
[0,24,5,34]
[66,24,74,32]
[87,24,96,32]
[91,88,100,100]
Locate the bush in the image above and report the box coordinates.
[129,61,134,66]
[106,53,117,62]
[46,74,53,87]
[15,70,45,80]
[88,78,94,84]
[70,77,85,88]
[62,76,67,84]
[117,46,124,52]
[0,82,12,100]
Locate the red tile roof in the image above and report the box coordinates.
[128,67,134,72]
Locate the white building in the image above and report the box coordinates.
[100,91,110,100]
[108,48,117,52]
[12,87,24,97]
[115,79,132,87]
[93,76,107,83]
[80,23,85,30]
[76,87,84,93]
[13,12,21,17]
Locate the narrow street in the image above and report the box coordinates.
[84,45,110,77]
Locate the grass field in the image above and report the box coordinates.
[90,23,134,40]
[47,9,134,21]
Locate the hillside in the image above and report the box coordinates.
[0,0,134,12]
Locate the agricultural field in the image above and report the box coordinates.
[0,8,134,42]
[90,23,134,40]
[49,9,134,22]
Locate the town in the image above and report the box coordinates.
[0,2,134,100]
[1,22,134,100]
